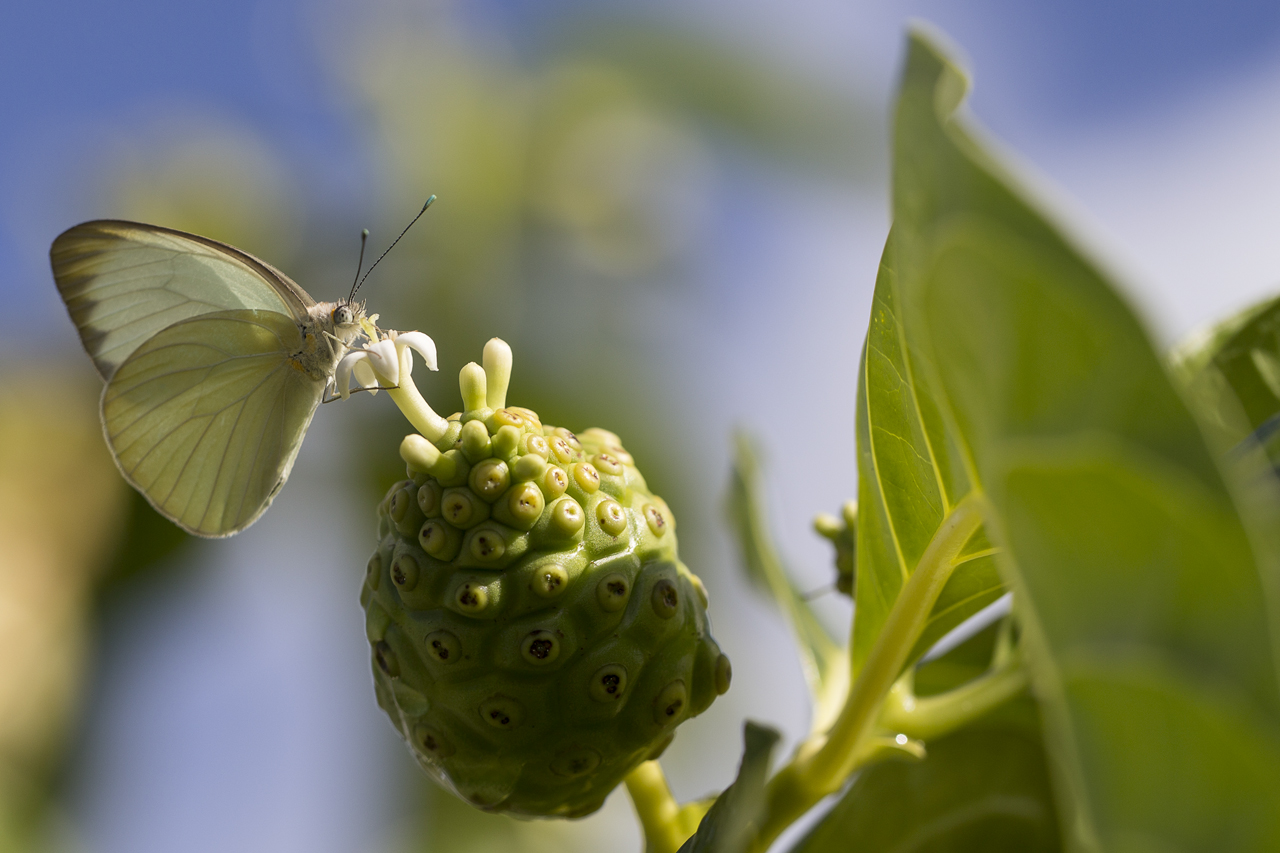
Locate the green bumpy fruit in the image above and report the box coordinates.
[361,380,729,817]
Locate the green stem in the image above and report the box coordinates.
[730,434,847,730]
[879,654,1028,741]
[750,493,985,852]
[625,762,695,853]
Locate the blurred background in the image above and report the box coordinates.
[3,1,1280,850]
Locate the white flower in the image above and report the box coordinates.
[393,331,438,375]
[335,330,438,400]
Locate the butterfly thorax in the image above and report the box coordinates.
[295,300,367,381]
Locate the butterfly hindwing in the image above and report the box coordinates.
[51,220,314,381]
[102,308,325,537]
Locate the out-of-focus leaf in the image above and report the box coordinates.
[792,622,1060,853]
[1171,292,1280,456]
[727,434,847,727]
[1170,294,1280,648]
[793,705,1056,853]
[677,723,780,853]
[101,490,194,586]
[556,22,881,178]
[912,617,1005,694]
[0,375,127,846]
[887,27,1280,850]
[852,235,1004,681]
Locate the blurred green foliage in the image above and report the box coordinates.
[0,370,206,851]
[0,376,124,850]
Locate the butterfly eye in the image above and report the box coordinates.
[334,305,354,326]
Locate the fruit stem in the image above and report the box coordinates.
[748,493,985,852]
[625,761,707,853]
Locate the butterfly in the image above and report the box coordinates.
[51,220,370,538]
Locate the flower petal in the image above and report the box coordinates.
[396,331,439,372]
[353,358,379,395]
[366,339,400,386]
[335,352,364,400]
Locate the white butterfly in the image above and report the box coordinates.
[51,220,372,538]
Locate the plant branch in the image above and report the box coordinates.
[749,493,985,852]
[879,650,1028,741]
[626,761,709,853]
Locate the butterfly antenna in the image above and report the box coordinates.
[351,195,436,299]
[347,229,370,304]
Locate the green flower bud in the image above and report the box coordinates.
[814,499,857,596]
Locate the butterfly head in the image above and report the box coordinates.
[328,300,372,350]
[332,299,365,330]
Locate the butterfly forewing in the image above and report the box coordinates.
[103,309,325,537]
[51,220,313,381]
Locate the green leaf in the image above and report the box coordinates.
[885,26,1280,850]
[791,623,1061,853]
[727,434,848,723]
[1172,292,1280,459]
[911,616,1010,694]
[852,234,1005,680]
[677,723,781,853]
[1170,295,1280,650]
[793,702,1057,853]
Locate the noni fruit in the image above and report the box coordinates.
[360,339,730,817]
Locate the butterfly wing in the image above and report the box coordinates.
[51,220,314,381]
[102,308,326,537]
